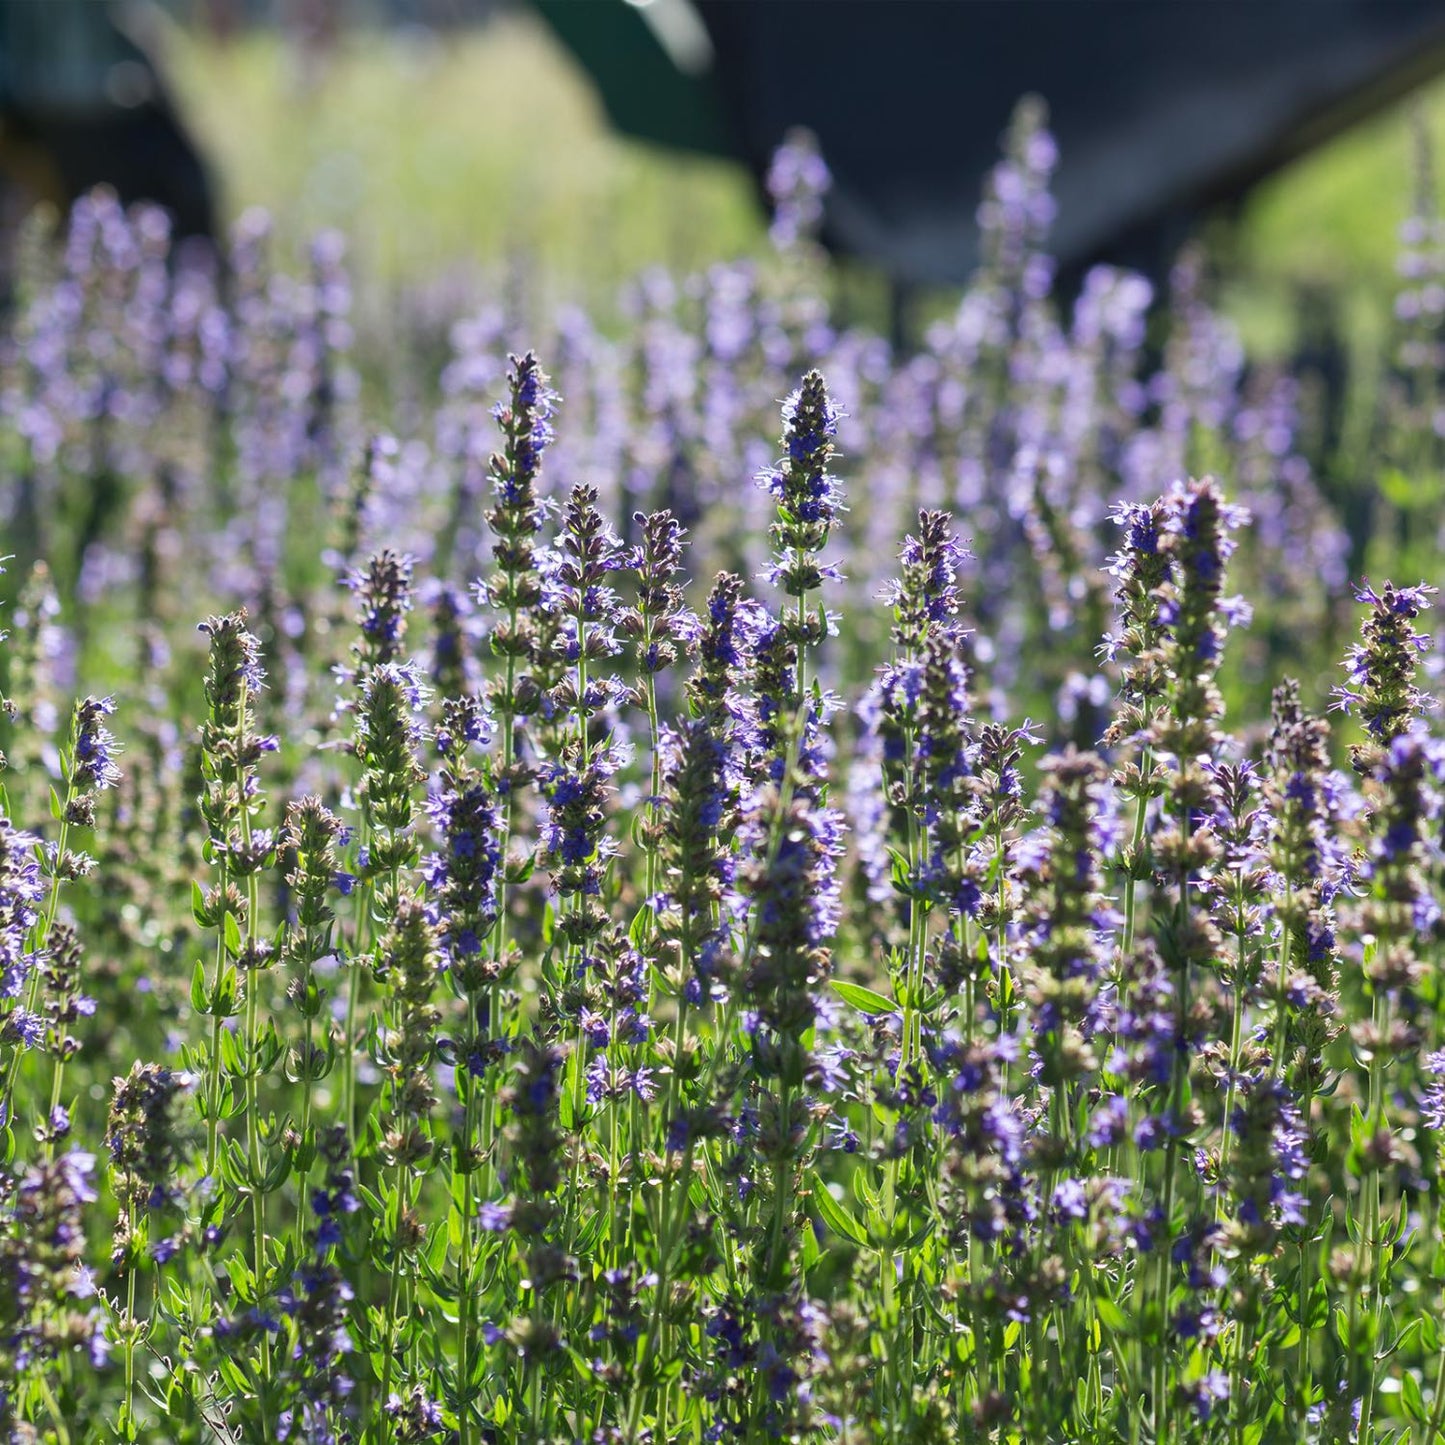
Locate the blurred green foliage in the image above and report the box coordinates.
[166,11,766,303]
[166,8,1445,351]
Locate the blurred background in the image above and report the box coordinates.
[8,0,1445,730]
[5,0,1445,358]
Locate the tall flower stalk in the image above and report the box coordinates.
[194,609,278,1401]
[347,662,428,1141]
[1101,500,1171,966]
[278,795,345,1249]
[372,897,443,1434]
[425,696,502,1443]
[759,369,844,701]
[1,694,117,1133]
[1332,578,1436,1440]
[476,352,557,1185]
[1143,477,1247,1437]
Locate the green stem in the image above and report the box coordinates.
[294,1009,315,1257]
[203,864,229,1180]
[1355,985,1389,1444]
[992,818,1010,1031]
[36,1370,71,1445]
[1271,882,1295,1080]
[1425,1331,1445,1441]
[457,1156,476,1445]
[121,1205,139,1435]
[378,1168,412,1442]
[1294,1084,1317,1442]
[1120,735,1152,966]
[236,674,271,1401]
[1152,803,1193,1441]
[342,956,362,1143]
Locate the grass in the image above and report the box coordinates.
[162,9,766,306]
[158,9,1445,349]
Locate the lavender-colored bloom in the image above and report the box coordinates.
[539,740,624,916]
[766,127,831,250]
[355,661,430,847]
[0,816,44,1001]
[931,1033,1033,1245]
[1,1006,45,1049]
[0,1150,109,1419]
[542,483,628,726]
[478,1201,512,1232]
[384,1385,447,1442]
[736,780,845,1077]
[345,548,415,671]
[1332,580,1436,765]
[1423,1050,1445,1133]
[423,707,502,986]
[106,1061,191,1229]
[1018,750,1114,1134]
[70,696,121,793]
[1180,1371,1230,1423]
[758,371,845,600]
[625,507,699,681]
[1086,1093,1128,1148]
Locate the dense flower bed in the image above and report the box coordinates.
[2,109,1445,1443]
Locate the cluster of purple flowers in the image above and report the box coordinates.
[8,91,1445,1445]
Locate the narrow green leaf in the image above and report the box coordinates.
[1401,1371,1425,1423]
[813,1183,868,1247]
[831,980,896,1016]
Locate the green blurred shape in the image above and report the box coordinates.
[532,0,734,158]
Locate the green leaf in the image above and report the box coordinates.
[831,980,896,1016]
[213,965,240,1019]
[800,1216,822,1271]
[813,1183,868,1247]
[223,910,242,956]
[219,1026,243,1076]
[191,880,209,927]
[1401,1371,1426,1423]
[1384,1316,1423,1363]
[216,1355,251,1397]
[853,1171,881,1216]
[223,1137,252,1189]
[1093,1296,1127,1332]
[1379,466,1415,508]
[190,959,209,1015]
[427,1219,450,1273]
[886,848,915,898]
[261,1155,293,1193]
[628,905,653,948]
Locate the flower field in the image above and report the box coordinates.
[4,109,1445,1443]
